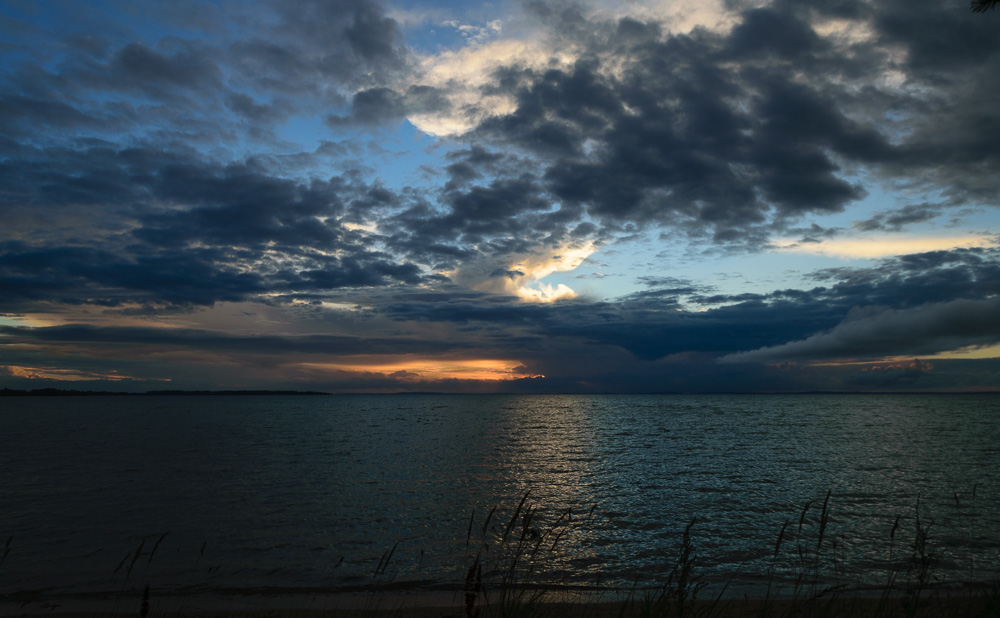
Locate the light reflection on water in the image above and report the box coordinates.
[1,393,998,598]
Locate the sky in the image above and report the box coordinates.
[1,0,999,393]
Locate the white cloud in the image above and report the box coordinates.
[451,240,597,302]
[442,18,503,44]
[406,38,577,136]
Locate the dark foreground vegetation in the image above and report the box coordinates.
[1,491,998,617]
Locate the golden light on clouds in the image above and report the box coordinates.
[341,221,379,234]
[312,358,541,381]
[515,282,578,302]
[510,242,595,282]
[1,365,168,382]
[452,241,597,303]
[773,235,996,260]
[795,341,1000,367]
[590,0,736,33]
[0,314,59,328]
[927,343,1000,360]
[510,242,595,302]
[408,39,552,136]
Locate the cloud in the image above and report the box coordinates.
[109,41,224,99]
[406,38,568,136]
[393,0,1000,249]
[0,146,429,309]
[375,246,1000,367]
[449,240,596,302]
[844,359,933,388]
[229,0,408,91]
[7,0,1000,294]
[449,11,885,245]
[0,364,166,383]
[327,84,451,126]
[726,6,829,60]
[721,298,1000,363]
[854,203,942,232]
[442,18,503,45]
[0,324,472,357]
[5,240,1000,392]
[0,0,409,150]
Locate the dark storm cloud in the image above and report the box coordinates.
[874,0,1000,73]
[225,92,294,123]
[381,297,556,326]
[0,145,427,309]
[707,247,1000,362]
[726,6,829,60]
[805,247,1000,308]
[463,8,886,244]
[860,0,1000,205]
[546,298,844,361]
[374,286,840,361]
[685,246,1000,313]
[0,324,470,357]
[215,0,409,93]
[380,144,609,270]
[722,297,1000,363]
[0,0,407,148]
[374,247,1000,365]
[108,41,223,98]
[440,0,1000,248]
[381,149,589,262]
[328,85,451,125]
[0,244,269,306]
[136,160,348,249]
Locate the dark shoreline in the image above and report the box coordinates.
[0,388,332,397]
[2,388,998,397]
[3,587,998,618]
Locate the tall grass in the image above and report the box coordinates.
[2,490,998,617]
[456,489,1000,618]
[461,491,592,618]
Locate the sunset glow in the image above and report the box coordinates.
[773,235,996,260]
[313,359,541,382]
[1,365,168,383]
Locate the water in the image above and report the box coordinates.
[1,393,998,603]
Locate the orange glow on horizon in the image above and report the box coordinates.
[308,358,543,381]
[1,365,170,382]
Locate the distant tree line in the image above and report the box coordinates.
[0,387,330,396]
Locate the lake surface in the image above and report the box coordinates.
[2,393,998,604]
